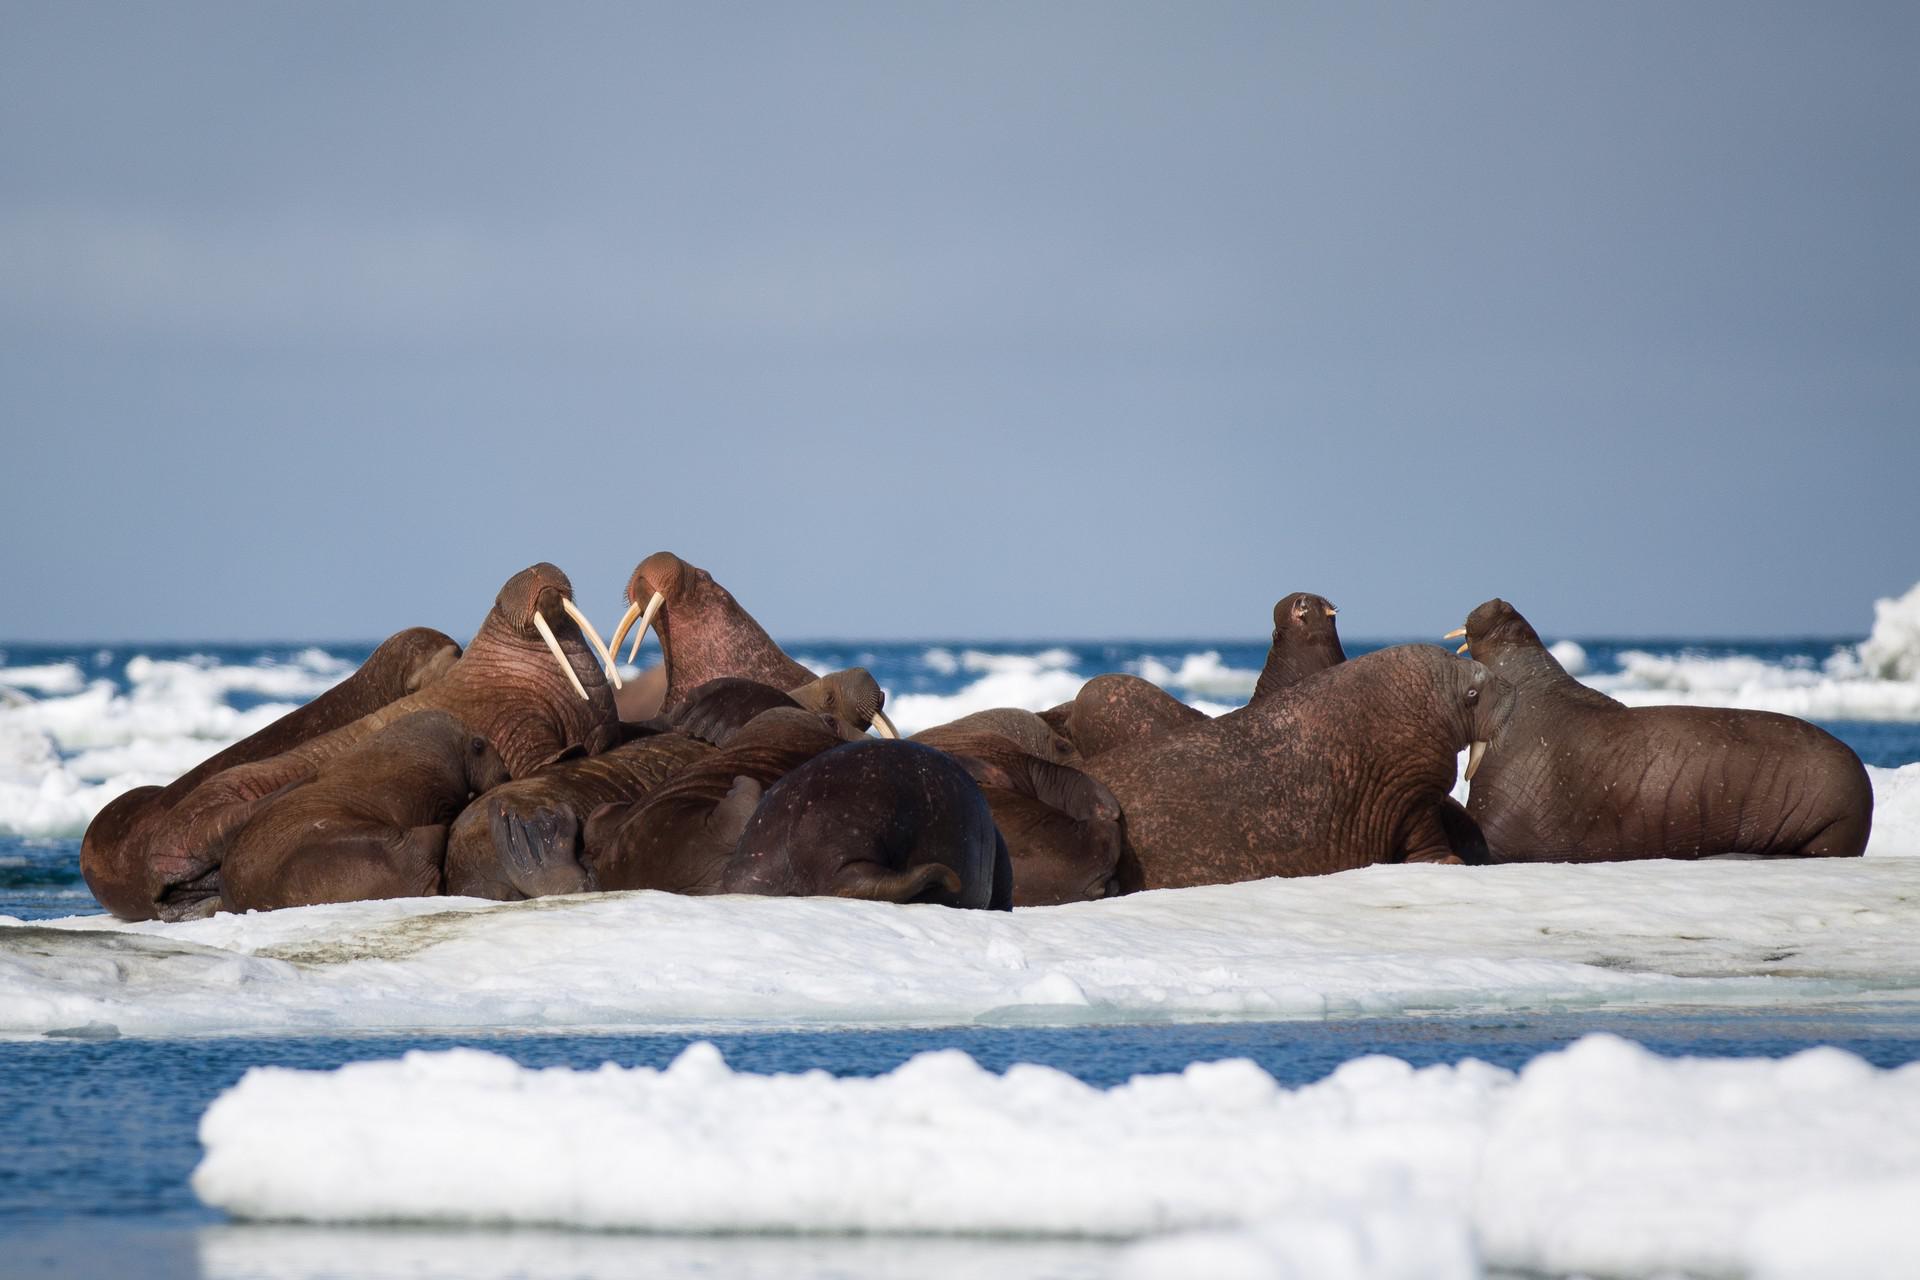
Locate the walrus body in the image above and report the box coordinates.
[80,627,462,921]
[723,740,1009,909]
[444,730,715,900]
[914,713,1122,904]
[580,709,845,894]
[219,711,508,912]
[1045,675,1207,760]
[1086,645,1511,888]
[93,565,619,920]
[1458,599,1872,861]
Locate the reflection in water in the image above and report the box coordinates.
[195,1224,1121,1280]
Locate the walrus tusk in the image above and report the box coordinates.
[608,600,641,662]
[611,591,667,665]
[1465,739,1488,781]
[1456,642,1471,655]
[560,597,622,690]
[871,709,899,739]
[1443,627,1466,640]
[532,610,590,702]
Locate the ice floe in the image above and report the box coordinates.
[7,855,1920,1038]
[190,1033,1920,1280]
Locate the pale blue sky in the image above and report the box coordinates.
[4,2,1915,642]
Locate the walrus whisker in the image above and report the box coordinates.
[871,709,899,739]
[560,598,622,690]
[1465,739,1488,781]
[532,610,590,701]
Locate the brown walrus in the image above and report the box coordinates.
[1085,645,1513,888]
[1253,592,1345,700]
[723,740,1010,908]
[576,708,847,893]
[913,711,1122,905]
[80,627,462,922]
[605,552,814,713]
[660,670,894,747]
[1043,674,1207,760]
[92,564,620,920]
[1453,598,1873,861]
[219,711,508,912]
[444,729,715,900]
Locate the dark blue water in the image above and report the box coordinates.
[7,1009,1920,1231]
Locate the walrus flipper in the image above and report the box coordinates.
[830,862,964,905]
[491,805,591,898]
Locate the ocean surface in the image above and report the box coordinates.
[4,620,1920,1278]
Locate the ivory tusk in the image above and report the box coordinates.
[532,610,590,701]
[1443,627,1466,640]
[1464,739,1488,781]
[871,708,899,740]
[614,591,666,665]
[607,600,642,664]
[1456,642,1471,655]
[560,597,622,690]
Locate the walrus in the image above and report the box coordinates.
[1085,645,1513,888]
[1249,592,1487,862]
[574,708,848,894]
[659,670,895,747]
[722,740,1010,908]
[1043,675,1208,760]
[444,729,715,900]
[80,626,463,921]
[1451,598,1873,861]
[96,564,621,920]
[913,712,1122,905]
[219,711,509,912]
[604,553,898,737]
[1253,592,1345,700]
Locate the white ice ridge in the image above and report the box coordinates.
[191,1033,1920,1280]
[8,856,1920,1039]
[1858,579,1920,681]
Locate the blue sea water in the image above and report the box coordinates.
[2,635,1918,1276]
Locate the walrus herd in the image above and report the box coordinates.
[79,555,1876,922]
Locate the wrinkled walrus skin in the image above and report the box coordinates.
[580,709,847,894]
[88,565,617,920]
[723,740,1009,909]
[1086,645,1512,889]
[444,729,715,900]
[219,710,508,912]
[1459,598,1873,862]
[612,552,817,713]
[80,626,461,921]
[913,717,1121,905]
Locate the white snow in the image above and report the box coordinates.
[191,1033,1920,1280]
[7,854,1920,1039]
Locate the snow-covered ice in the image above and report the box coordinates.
[7,855,1920,1038]
[191,1033,1920,1279]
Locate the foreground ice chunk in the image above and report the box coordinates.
[191,1034,1920,1280]
[6,857,1920,1038]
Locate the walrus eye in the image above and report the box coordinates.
[1465,687,1479,704]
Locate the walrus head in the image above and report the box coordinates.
[1451,654,1514,784]
[789,667,899,740]
[1446,599,1546,662]
[491,563,622,701]
[608,551,698,665]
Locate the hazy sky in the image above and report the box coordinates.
[4,2,1915,643]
